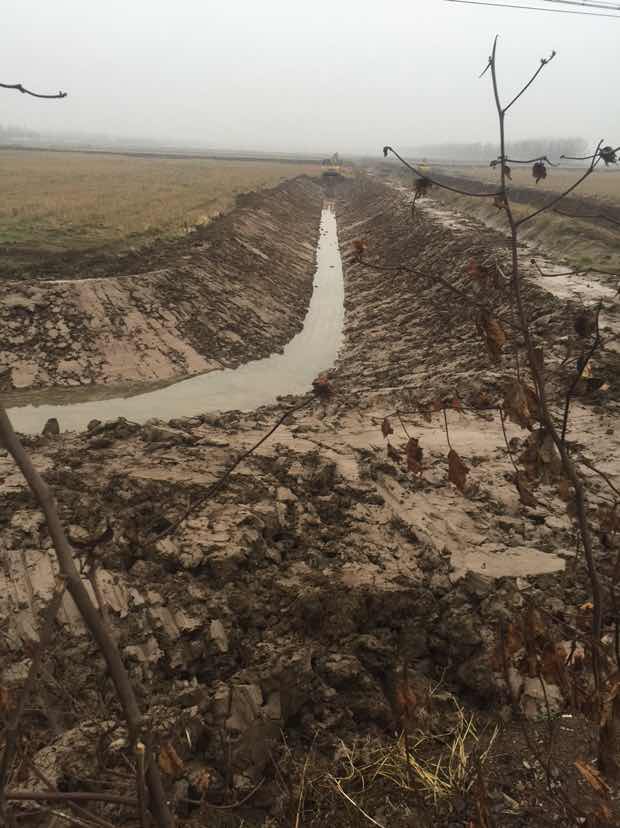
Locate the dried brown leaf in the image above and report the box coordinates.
[406,437,423,474]
[483,317,507,362]
[574,310,595,339]
[312,375,333,399]
[519,428,562,484]
[492,622,523,671]
[574,759,610,795]
[466,259,486,283]
[599,504,620,533]
[516,473,538,507]
[600,146,617,166]
[352,238,367,260]
[600,673,620,728]
[192,768,212,794]
[381,417,394,438]
[0,687,11,713]
[394,678,417,721]
[472,389,493,409]
[448,448,469,492]
[523,385,540,421]
[557,478,573,502]
[503,381,535,430]
[532,161,547,183]
[538,434,554,464]
[159,742,184,777]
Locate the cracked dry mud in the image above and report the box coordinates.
[2,176,620,826]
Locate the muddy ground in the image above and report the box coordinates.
[2,177,620,826]
[0,178,323,390]
[429,168,620,227]
[380,164,620,277]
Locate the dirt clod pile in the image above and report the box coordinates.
[2,177,620,826]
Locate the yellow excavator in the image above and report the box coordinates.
[322,152,342,179]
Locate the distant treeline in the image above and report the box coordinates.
[409,137,588,163]
[0,124,41,141]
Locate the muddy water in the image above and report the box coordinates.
[7,205,344,434]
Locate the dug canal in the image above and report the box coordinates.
[7,204,344,434]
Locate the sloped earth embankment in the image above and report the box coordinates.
[0,177,323,390]
[2,178,620,825]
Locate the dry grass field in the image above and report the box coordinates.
[0,150,319,274]
[450,163,620,204]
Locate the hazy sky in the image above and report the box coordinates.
[3,0,619,154]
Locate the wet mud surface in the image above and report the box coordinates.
[2,177,620,826]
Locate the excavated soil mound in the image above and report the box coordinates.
[0,177,323,390]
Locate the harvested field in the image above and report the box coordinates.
[0,150,320,280]
[451,164,620,205]
[2,176,620,826]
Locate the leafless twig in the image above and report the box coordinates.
[148,393,317,543]
[0,579,67,817]
[517,140,605,226]
[0,405,174,828]
[0,82,67,99]
[382,145,502,199]
[560,301,603,444]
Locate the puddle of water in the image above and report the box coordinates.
[389,183,474,232]
[530,262,618,302]
[7,205,344,434]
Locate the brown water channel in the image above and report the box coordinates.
[6,205,344,434]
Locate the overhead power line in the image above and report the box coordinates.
[445,0,620,16]
[542,0,620,9]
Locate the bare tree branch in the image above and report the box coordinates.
[496,155,558,165]
[0,579,67,817]
[503,50,556,112]
[516,141,604,226]
[0,82,67,99]
[382,145,502,199]
[0,404,174,828]
[560,302,603,445]
[561,145,620,161]
[147,393,317,543]
[487,43,605,696]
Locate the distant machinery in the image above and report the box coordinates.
[322,152,343,179]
